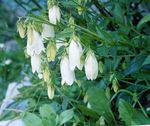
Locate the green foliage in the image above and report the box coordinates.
[1,0,150,126]
[87,87,115,125]
[119,99,150,125]
[23,112,44,126]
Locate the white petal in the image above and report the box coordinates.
[49,6,60,25]
[84,52,98,80]
[60,55,75,85]
[69,40,83,71]
[31,54,41,74]
[27,30,45,56]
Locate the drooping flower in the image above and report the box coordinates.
[68,37,83,70]
[42,24,55,39]
[60,55,75,85]
[46,42,56,62]
[84,51,98,80]
[47,85,54,100]
[30,54,42,79]
[48,5,61,25]
[27,29,45,56]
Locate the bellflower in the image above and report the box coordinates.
[60,55,75,85]
[84,51,98,80]
[27,29,45,56]
[68,37,83,70]
[31,54,42,79]
[48,5,61,25]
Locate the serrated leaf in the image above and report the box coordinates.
[119,99,150,125]
[87,87,115,125]
[137,13,150,29]
[23,112,43,126]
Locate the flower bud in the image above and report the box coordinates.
[99,116,105,126]
[112,77,119,92]
[87,102,91,109]
[83,94,88,103]
[47,85,54,100]
[47,42,56,62]
[43,68,50,82]
[99,61,104,74]
[48,5,61,25]
[105,87,110,99]
[84,51,98,80]
[27,24,33,45]
[17,20,25,38]
[60,55,76,85]
[69,17,75,29]
[68,36,83,70]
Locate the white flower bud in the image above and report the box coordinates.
[47,85,54,100]
[27,29,45,56]
[84,51,98,80]
[69,37,83,70]
[60,55,75,86]
[48,5,61,25]
[87,102,92,109]
[42,24,55,39]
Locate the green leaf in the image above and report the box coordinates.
[143,55,150,66]
[39,104,56,126]
[87,87,115,125]
[113,3,124,24]
[56,28,74,39]
[59,109,74,125]
[119,99,150,125]
[23,112,43,126]
[78,105,98,119]
[122,54,147,76]
[137,13,150,29]
[28,14,53,26]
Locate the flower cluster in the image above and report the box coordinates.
[18,0,99,99]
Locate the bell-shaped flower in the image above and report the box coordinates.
[60,55,75,85]
[84,51,98,80]
[48,5,61,25]
[68,37,83,70]
[31,54,42,79]
[27,29,45,56]
[42,24,55,39]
